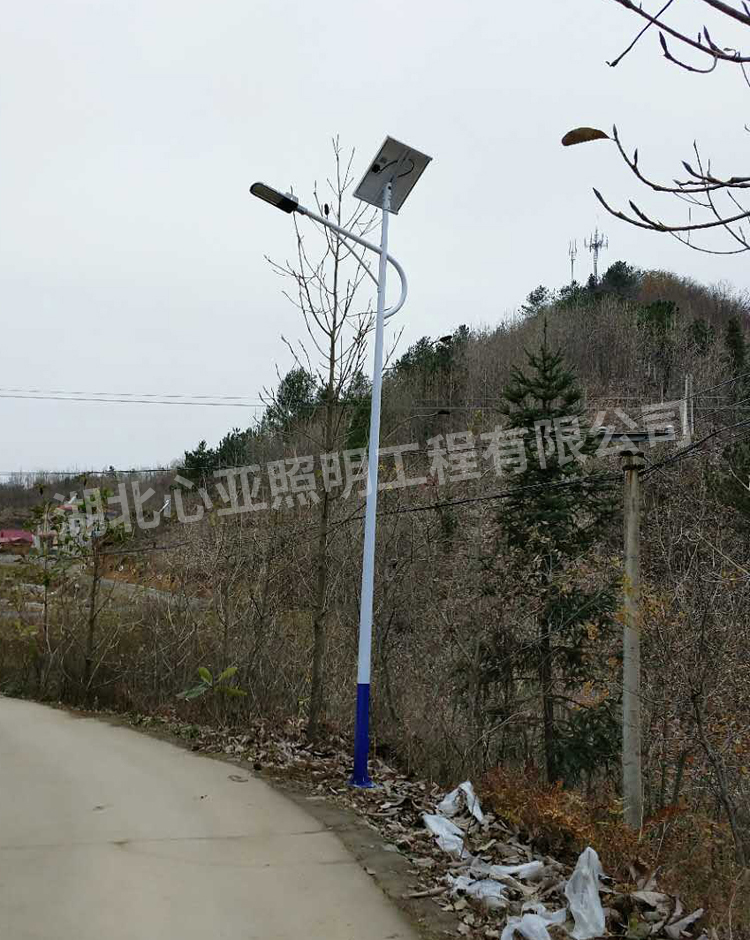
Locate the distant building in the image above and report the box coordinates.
[0,529,34,555]
[33,496,111,553]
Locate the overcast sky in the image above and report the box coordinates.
[2,0,748,475]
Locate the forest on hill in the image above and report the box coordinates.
[2,254,750,926]
[6,0,750,931]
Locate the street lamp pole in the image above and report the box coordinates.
[351,180,392,787]
[249,180,403,788]
[250,136,431,789]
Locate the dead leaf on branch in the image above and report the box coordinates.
[562,127,611,147]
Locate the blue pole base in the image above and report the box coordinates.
[349,682,374,788]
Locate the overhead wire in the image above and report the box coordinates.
[642,416,750,478]
[25,470,620,565]
[0,393,265,408]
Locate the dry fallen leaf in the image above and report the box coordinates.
[665,909,704,939]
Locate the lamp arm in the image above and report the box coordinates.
[297,204,408,320]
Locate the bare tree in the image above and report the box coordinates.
[265,138,385,740]
[565,0,750,253]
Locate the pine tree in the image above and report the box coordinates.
[724,316,747,378]
[687,318,714,357]
[521,285,551,318]
[498,325,616,784]
[182,440,217,487]
[261,367,318,434]
[718,318,750,512]
[599,260,641,299]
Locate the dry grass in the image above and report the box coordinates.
[481,767,750,935]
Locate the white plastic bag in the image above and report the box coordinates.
[422,813,470,858]
[448,873,508,910]
[564,847,606,940]
[490,860,545,881]
[501,913,557,940]
[521,902,567,925]
[469,858,492,878]
[446,874,475,894]
[437,780,485,823]
[466,879,508,910]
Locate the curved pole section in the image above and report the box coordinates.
[298,204,407,319]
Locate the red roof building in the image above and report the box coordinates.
[0,529,34,553]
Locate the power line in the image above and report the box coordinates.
[642,417,750,479]
[369,473,619,517]
[0,386,264,402]
[23,473,621,565]
[5,373,750,481]
[0,393,265,409]
[4,369,750,413]
[0,391,438,413]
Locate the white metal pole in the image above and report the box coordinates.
[350,181,391,787]
[297,203,407,320]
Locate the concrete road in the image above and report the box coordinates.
[0,698,417,940]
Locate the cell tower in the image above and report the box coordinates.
[585,227,608,282]
[568,239,578,285]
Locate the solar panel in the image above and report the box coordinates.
[353,136,432,215]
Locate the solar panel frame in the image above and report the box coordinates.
[353,137,432,215]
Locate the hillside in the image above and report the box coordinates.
[2,262,750,932]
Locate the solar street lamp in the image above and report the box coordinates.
[250,137,432,787]
[249,183,300,214]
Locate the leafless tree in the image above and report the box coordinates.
[573,0,750,254]
[265,137,387,740]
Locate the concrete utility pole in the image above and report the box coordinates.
[621,444,644,829]
[596,427,671,828]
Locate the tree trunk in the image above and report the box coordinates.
[539,615,556,783]
[37,548,50,697]
[222,577,231,667]
[82,542,101,703]
[307,491,331,740]
[306,222,341,742]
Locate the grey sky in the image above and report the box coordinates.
[2,0,747,474]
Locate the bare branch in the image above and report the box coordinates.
[701,0,750,28]
[608,0,678,67]
[607,0,750,62]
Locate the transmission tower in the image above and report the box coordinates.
[585,227,608,282]
[568,239,578,285]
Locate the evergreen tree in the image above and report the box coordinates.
[687,318,714,357]
[392,327,470,403]
[719,317,750,525]
[599,260,641,299]
[496,325,617,784]
[394,336,440,376]
[638,300,678,398]
[261,367,318,434]
[214,427,252,468]
[557,281,588,308]
[720,438,750,529]
[724,316,747,377]
[182,440,217,486]
[342,370,371,451]
[521,285,551,318]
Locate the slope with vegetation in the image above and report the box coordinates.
[2,261,750,931]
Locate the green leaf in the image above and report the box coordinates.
[197,666,213,685]
[220,687,247,698]
[177,684,208,701]
[217,665,238,683]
